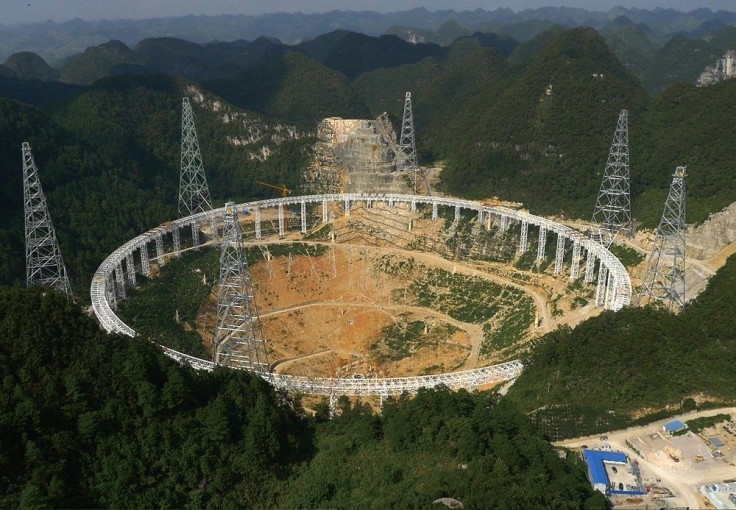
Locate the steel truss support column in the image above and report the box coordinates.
[125,252,137,287]
[501,215,510,232]
[590,109,632,247]
[191,220,200,248]
[397,92,418,191]
[584,250,596,283]
[105,272,117,310]
[411,200,417,212]
[537,226,547,261]
[140,243,150,277]
[344,198,350,216]
[432,202,438,220]
[605,270,615,309]
[322,199,328,223]
[596,263,608,306]
[115,262,126,300]
[636,166,688,313]
[254,207,261,240]
[155,233,164,265]
[210,216,217,241]
[172,227,181,258]
[301,201,307,234]
[519,220,529,255]
[179,97,213,217]
[329,392,338,419]
[278,204,285,237]
[22,142,73,299]
[213,202,270,372]
[454,205,461,223]
[569,242,581,281]
[554,234,565,275]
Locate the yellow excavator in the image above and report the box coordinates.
[256,181,292,197]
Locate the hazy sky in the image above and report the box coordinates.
[3,0,735,25]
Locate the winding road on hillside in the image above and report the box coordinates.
[249,240,556,365]
[261,300,484,367]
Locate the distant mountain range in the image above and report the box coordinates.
[3,16,736,98]
[2,6,736,65]
[3,22,736,290]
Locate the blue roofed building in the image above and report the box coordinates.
[582,449,628,494]
[663,420,688,434]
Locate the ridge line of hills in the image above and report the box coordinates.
[2,5,736,64]
[3,25,736,295]
[3,15,736,98]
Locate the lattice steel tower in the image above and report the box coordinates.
[396,91,418,190]
[22,142,73,299]
[637,166,687,313]
[213,203,270,372]
[590,109,632,248]
[179,97,213,216]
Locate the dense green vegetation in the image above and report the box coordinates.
[0,286,308,508]
[0,74,313,294]
[286,392,606,509]
[686,414,731,433]
[117,249,220,358]
[207,52,371,125]
[0,97,171,293]
[0,286,605,508]
[4,25,736,297]
[357,27,736,227]
[607,244,645,268]
[507,253,736,439]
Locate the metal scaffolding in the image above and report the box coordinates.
[91,193,634,396]
[179,97,213,217]
[22,142,73,299]
[590,109,632,248]
[637,166,687,313]
[213,202,270,372]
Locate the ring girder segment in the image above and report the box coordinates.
[91,193,632,396]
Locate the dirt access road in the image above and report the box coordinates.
[262,300,484,368]
[250,238,557,337]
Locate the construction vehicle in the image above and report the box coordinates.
[255,181,292,197]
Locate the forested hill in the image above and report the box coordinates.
[356,27,736,226]
[506,252,736,440]
[4,25,736,294]
[0,286,605,508]
[0,74,316,293]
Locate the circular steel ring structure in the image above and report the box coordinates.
[91,193,631,398]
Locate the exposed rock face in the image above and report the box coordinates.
[686,201,736,259]
[186,84,305,163]
[306,114,415,194]
[697,50,736,87]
